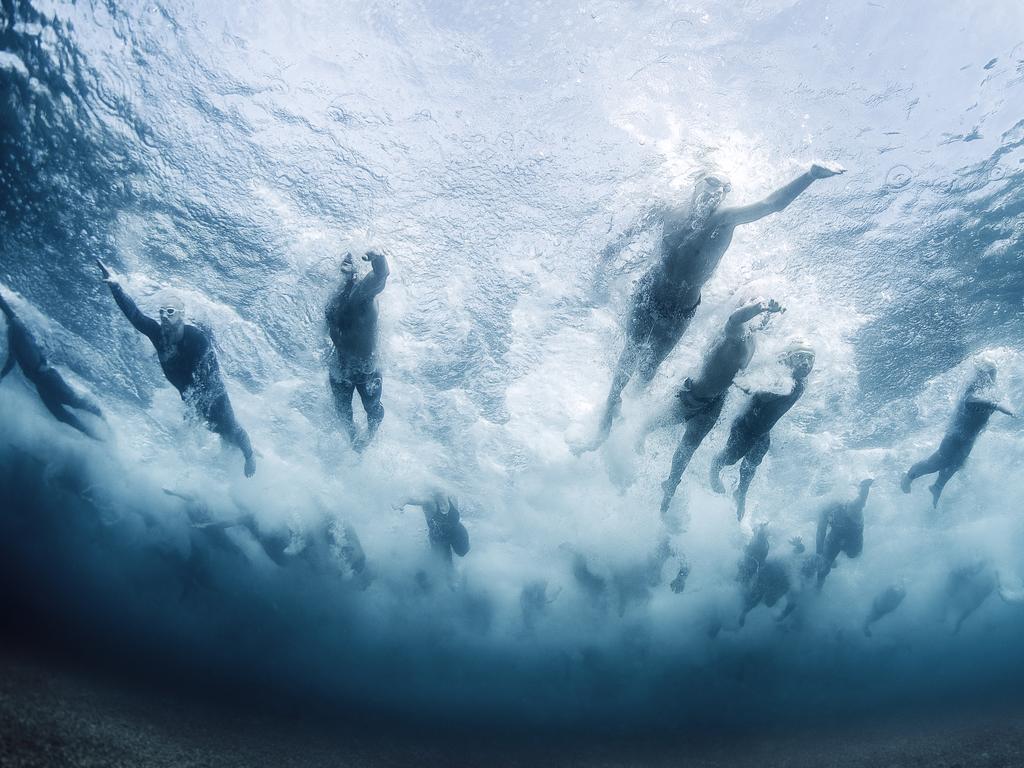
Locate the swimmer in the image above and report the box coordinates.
[326,250,389,452]
[709,341,816,520]
[97,260,256,476]
[638,298,784,514]
[815,478,872,588]
[863,583,906,637]
[943,560,997,634]
[396,491,471,563]
[901,361,1013,508]
[578,162,844,452]
[0,291,105,439]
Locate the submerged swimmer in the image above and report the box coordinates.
[709,341,815,520]
[0,292,105,439]
[326,249,389,452]
[97,260,256,476]
[901,361,1013,508]
[942,560,998,634]
[579,162,844,452]
[636,297,784,515]
[863,583,906,637]
[396,491,471,564]
[815,478,871,588]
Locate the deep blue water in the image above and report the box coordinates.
[2,0,1024,735]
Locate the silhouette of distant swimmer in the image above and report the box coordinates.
[97,259,256,476]
[815,478,871,588]
[901,362,1013,508]
[326,249,389,452]
[0,292,105,439]
[637,298,784,515]
[578,162,844,453]
[863,583,906,637]
[709,341,815,520]
[396,491,470,563]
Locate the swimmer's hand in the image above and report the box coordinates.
[363,250,384,262]
[96,259,117,283]
[763,298,784,314]
[809,161,846,179]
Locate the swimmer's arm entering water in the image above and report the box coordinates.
[726,299,783,336]
[97,259,160,342]
[350,251,390,304]
[393,496,432,511]
[713,163,845,227]
[965,391,1014,416]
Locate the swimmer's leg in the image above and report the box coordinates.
[43,369,104,419]
[735,433,770,521]
[206,394,256,477]
[582,344,637,454]
[902,450,945,493]
[709,424,749,494]
[329,375,358,444]
[354,371,384,452]
[39,393,98,439]
[929,466,957,508]
[661,404,721,514]
[817,537,841,588]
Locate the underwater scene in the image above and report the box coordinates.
[2,0,1024,764]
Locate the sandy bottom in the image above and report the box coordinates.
[1,643,1023,767]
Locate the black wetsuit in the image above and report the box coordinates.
[106,282,253,463]
[0,296,102,438]
[714,378,806,519]
[326,253,388,448]
[904,384,1000,504]
[424,496,470,563]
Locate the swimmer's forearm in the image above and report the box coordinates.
[727,302,767,327]
[0,352,13,380]
[763,172,815,213]
[107,281,157,335]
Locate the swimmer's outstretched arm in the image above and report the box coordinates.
[96,259,160,342]
[393,496,432,511]
[966,390,1014,416]
[725,299,783,335]
[713,162,846,227]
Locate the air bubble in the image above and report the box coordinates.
[989,165,1005,181]
[885,164,912,189]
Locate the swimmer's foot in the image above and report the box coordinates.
[929,483,942,508]
[900,473,912,494]
[243,454,256,478]
[734,492,747,521]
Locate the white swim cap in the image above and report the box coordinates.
[781,338,815,358]
[157,290,185,315]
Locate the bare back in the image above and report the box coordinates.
[690,330,753,399]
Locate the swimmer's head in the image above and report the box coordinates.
[340,251,357,285]
[691,170,732,221]
[781,339,815,379]
[973,359,997,387]
[157,291,185,336]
